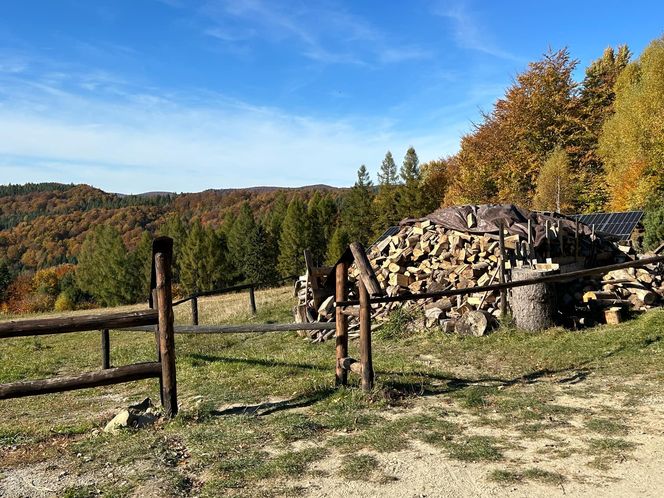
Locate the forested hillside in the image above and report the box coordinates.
[1,36,663,314]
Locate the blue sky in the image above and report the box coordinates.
[0,1,662,193]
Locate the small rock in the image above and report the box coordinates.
[104,397,160,433]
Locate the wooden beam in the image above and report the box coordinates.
[335,255,664,307]
[335,261,349,387]
[0,309,158,339]
[101,329,110,370]
[124,322,337,334]
[0,362,162,400]
[498,220,507,319]
[358,278,374,392]
[190,296,199,325]
[154,236,177,418]
[349,242,383,297]
[248,286,257,314]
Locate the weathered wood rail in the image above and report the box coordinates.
[334,246,664,391]
[172,275,298,325]
[0,237,178,417]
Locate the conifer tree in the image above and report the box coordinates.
[227,202,258,282]
[76,225,141,306]
[131,231,153,298]
[277,197,311,276]
[326,225,351,265]
[179,220,226,294]
[373,151,401,236]
[158,214,187,283]
[0,260,11,302]
[341,165,374,246]
[397,147,424,219]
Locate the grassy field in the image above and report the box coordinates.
[2,287,664,497]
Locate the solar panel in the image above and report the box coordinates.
[372,225,400,246]
[573,211,644,239]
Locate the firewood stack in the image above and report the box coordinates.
[576,261,664,323]
[349,219,513,328]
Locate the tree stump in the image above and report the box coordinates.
[456,310,494,336]
[511,267,557,331]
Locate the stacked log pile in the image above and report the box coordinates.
[348,219,516,328]
[577,261,664,323]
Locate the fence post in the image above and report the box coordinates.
[101,329,110,369]
[248,286,257,314]
[358,278,374,392]
[335,262,349,387]
[190,296,199,325]
[153,237,178,418]
[498,221,507,320]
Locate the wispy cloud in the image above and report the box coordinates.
[196,0,432,66]
[0,69,461,193]
[432,0,523,62]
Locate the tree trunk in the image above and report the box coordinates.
[511,267,557,331]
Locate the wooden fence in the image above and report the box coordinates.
[172,275,298,325]
[0,237,178,417]
[333,245,664,392]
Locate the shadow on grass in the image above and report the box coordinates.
[189,339,638,415]
[189,353,328,372]
[210,388,337,417]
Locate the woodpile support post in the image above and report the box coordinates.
[498,221,507,319]
[335,261,349,386]
[358,278,374,392]
[101,329,110,369]
[153,237,178,418]
[190,296,199,325]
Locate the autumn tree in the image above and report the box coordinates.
[599,36,664,209]
[447,48,580,207]
[532,147,574,213]
[575,45,631,211]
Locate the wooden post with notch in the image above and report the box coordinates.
[358,278,374,391]
[335,261,349,387]
[498,220,507,319]
[190,296,199,325]
[248,285,257,314]
[153,237,177,418]
[101,329,110,369]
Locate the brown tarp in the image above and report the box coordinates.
[404,204,592,249]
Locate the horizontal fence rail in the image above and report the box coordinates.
[336,255,664,307]
[0,309,159,339]
[0,362,162,400]
[124,322,336,334]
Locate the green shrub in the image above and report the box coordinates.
[54,292,75,312]
[643,201,664,250]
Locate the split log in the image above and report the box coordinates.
[455,310,495,336]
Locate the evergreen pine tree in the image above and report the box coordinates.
[373,151,401,236]
[179,220,225,294]
[76,225,142,306]
[397,147,424,219]
[227,202,258,282]
[0,260,11,302]
[341,165,374,246]
[326,225,351,265]
[277,197,311,276]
